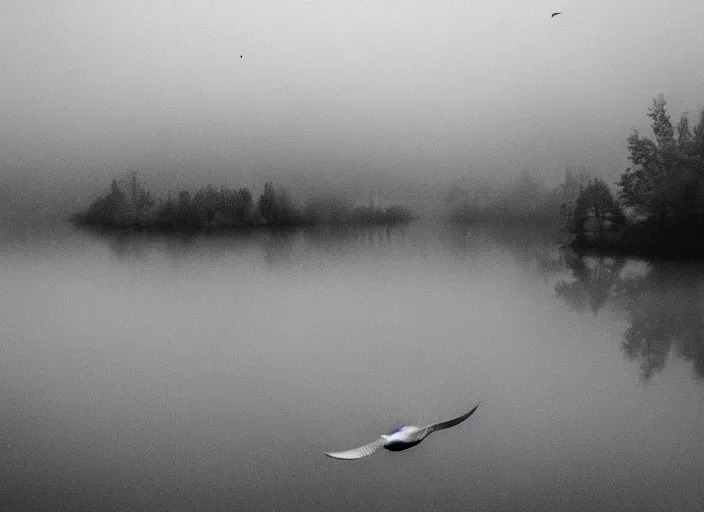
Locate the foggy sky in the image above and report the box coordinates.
[2,0,704,216]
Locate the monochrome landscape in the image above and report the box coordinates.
[2,1,704,511]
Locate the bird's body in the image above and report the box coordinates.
[324,403,480,460]
[551,12,562,18]
[381,426,424,451]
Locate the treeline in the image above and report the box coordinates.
[446,170,570,224]
[566,94,704,254]
[73,175,414,229]
[446,93,704,255]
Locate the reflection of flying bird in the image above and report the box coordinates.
[324,403,480,460]
[551,12,562,18]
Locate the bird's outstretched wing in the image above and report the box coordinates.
[324,437,386,460]
[421,403,480,436]
[551,12,562,18]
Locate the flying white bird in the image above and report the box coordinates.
[324,403,480,460]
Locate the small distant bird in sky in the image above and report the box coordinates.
[551,12,562,18]
[324,403,480,460]
[240,55,243,58]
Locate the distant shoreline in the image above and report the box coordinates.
[72,176,415,232]
[570,239,704,259]
[568,222,704,259]
[71,214,415,232]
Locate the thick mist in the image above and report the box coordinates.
[2,0,703,222]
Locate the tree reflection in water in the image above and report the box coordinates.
[93,224,409,268]
[557,251,704,381]
[617,262,704,381]
[555,251,626,314]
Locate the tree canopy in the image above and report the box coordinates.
[74,176,414,230]
[571,177,624,239]
[618,94,704,227]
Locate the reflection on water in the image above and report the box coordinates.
[556,252,626,314]
[619,263,704,380]
[86,224,413,264]
[93,225,704,383]
[97,225,704,384]
[556,252,704,381]
[4,222,704,512]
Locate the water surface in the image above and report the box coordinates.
[2,222,703,511]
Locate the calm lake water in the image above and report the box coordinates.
[2,221,703,512]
